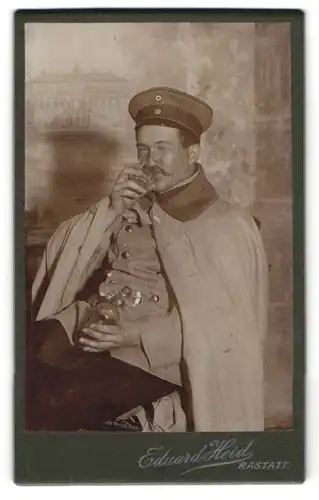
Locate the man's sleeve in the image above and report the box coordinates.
[49,300,92,344]
[31,197,120,321]
[30,301,92,369]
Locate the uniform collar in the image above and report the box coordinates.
[159,166,200,192]
[154,163,218,221]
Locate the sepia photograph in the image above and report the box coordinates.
[23,18,294,435]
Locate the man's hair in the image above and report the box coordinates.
[178,128,199,149]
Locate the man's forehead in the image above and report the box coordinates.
[136,125,180,142]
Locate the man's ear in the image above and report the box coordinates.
[188,144,200,165]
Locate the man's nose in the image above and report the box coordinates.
[148,148,160,165]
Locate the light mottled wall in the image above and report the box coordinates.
[253,23,292,428]
[25,22,292,428]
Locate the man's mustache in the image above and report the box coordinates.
[142,164,170,178]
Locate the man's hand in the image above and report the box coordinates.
[78,320,140,353]
[109,164,152,215]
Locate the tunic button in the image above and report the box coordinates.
[125,225,133,233]
[114,298,124,307]
[121,286,132,297]
[151,294,160,303]
[156,271,162,277]
[121,251,130,259]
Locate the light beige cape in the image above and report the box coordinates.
[32,195,268,431]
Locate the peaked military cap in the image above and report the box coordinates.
[128,86,213,142]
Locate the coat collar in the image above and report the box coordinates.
[154,163,218,221]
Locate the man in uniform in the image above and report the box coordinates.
[29,86,268,432]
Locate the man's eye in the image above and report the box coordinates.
[157,145,168,152]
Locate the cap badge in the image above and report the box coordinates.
[155,94,162,102]
[154,108,162,115]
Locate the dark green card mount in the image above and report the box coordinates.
[15,8,305,484]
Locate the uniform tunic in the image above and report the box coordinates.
[99,207,170,319]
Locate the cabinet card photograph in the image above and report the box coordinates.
[15,9,304,484]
